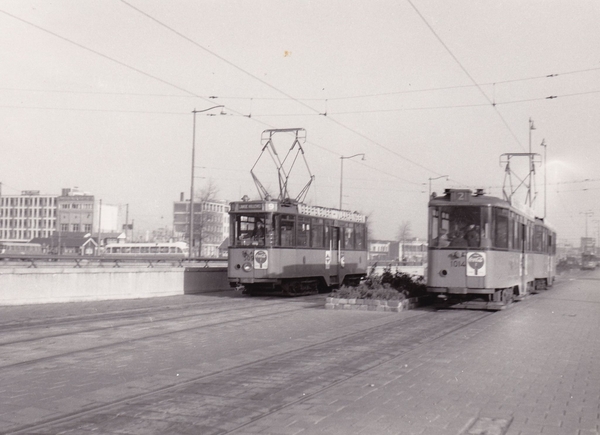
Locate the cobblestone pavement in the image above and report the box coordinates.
[0,270,598,435]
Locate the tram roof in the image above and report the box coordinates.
[229,199,366,223]
[428,189,540,221]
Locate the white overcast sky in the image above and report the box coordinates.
[1,1,599,244]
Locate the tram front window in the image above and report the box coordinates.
[430,206,487,249]
[234,214,269,246]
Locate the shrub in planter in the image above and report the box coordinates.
[332,266,427,300]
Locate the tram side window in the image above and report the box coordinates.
[343,224,354,250]
[493,208,509,249]
[311,218,325,248]
[512,215,524,251]
[280,215,295,247]
[355,223,365,250]
[297,217,310,247]
[532,226,543,252]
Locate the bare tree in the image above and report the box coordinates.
[193,178,222,256]
[396,220,412,263]
[396,220,412,243]
[195,178,220,202]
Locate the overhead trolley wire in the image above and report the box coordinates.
[119,0,451,180]
[406,0,525,152]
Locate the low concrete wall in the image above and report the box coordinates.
[184,267,229,294]
[0,267,229,306]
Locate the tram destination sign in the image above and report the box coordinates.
[236,203,264,211]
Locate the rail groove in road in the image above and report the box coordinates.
[2,303,492,434]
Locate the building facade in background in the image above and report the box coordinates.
[173,194,230,257]
[0,190,57,241]
[57,188,94,235]
[368,238,427,265]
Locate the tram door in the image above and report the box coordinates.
[519,222,527,295]
[326,225,341,285]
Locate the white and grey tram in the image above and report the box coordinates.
[427,189,556,310]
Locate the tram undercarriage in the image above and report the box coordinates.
[240,278,325,297]
[434,287,517,311]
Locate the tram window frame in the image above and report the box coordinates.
[429,206,481,249]
[280,214,296,247]
[297,216,310,247]
[311,218,325,248]
[492,207,509,249]
[512,215,524,252]
[355,223,365,250]
[324,221,332,249]
[532,225,543,253]
[233,214,270,247]
[342,223,355,250]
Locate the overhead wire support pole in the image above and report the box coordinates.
[189,105,224,258]
[528,118,536,207]
[540,139,547,219]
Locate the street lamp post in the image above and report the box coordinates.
[189,105,224,258]
[428,175,448,197]
[528,118,536,206]
[540,139,547,219]
[339,154,365,210]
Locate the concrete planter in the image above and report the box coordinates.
[325,295,432,312]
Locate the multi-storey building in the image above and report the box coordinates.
[0,190,58,241]
[173,193,230,257]
[368,238,427,265]
[57,188,95,235]
[0,187,95,246]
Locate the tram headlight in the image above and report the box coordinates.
[439,269,448,276]
[242,262,253,272]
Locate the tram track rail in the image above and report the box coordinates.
[0,296,326,369]
[1,302,495,435]
[0,294,323,343]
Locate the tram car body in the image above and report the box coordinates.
[228,199,368,295]
[427,189,556,310]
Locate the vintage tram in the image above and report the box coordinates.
[228,199,368,295]
[427,188,556,310]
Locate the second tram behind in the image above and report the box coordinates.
[427,189,556,310]
[228,199,368,296]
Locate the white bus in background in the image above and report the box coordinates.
[103,242,189,257]
[0,242,43,255]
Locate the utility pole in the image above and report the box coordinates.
[125,204,129,241]
[97,199,102,255]
[189,105,224,258]
[528,117,536,207]
[540,139,547,219]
